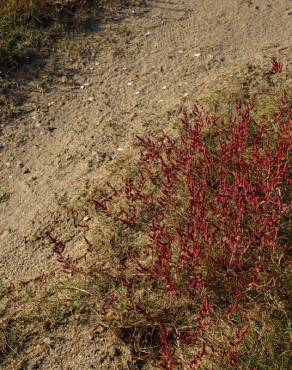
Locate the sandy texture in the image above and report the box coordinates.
[0,0,291,368]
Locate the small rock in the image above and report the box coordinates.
[134,91,140,95]
[60,76,67,83]
[127,81,133,86]
[42,337,51,346]
[117,147,124,151]
[145,31,151,37]
[1,230,9,240]
[88,97,94,102]
[194,53,201,57]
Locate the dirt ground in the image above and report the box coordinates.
[0,0,291,368]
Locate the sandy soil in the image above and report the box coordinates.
[0,0,291,368]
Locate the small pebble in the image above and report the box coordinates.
[134,91,140,95]
[145,31,151,37]
[162,86,167,90]
[117,148,124,151]
[194,53,201,57]
[127,81,133,86]
[88,97,94,102]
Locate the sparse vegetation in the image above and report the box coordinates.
[0,0,137,69]
[0,0,143,121]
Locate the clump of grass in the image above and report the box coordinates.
[0,0,132,69]
[50,65,291,369]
